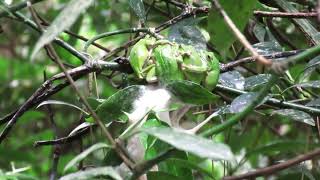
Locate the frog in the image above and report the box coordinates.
[129,37,156,80]
[129,38,220,90]
[178,44,208,85]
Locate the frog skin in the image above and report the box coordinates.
[153,43,184,83]
[129,37,156,79]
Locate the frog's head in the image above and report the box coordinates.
[179,45,208,73]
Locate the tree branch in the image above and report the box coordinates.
[223,148,320,180]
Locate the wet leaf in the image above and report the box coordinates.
[293,80,320,88]
[141,127,234,161]
[219,71,245,90]
[165,80,219,105]
[129,0,146,23]
[253,41,282,55]
[253,22,266,42]
[275,0,320,45]
[96,86,144,122]
[306,98,320,107]
[60,166,121,180]
[64,143,111,172]
[272,109,315,126]
[168,17,206,50]
[230,92,269,113]
[244,74,272,90]
[32,0,94,59]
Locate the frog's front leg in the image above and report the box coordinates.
[204,53,220,90]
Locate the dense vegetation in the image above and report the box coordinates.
[2,0,320,179]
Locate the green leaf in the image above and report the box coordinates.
[87,97,106,110]
[246,140,312,158]
[141,127,234,161]
[219,71,245,90]
[275,0,320,45]
[37,100,89,115]
[0,2,14,17]
[253,41,282,55]
[244,74,272,90]
[96,85,144,122]
[31,0,94,59]
[208,0,257,54]
[272,109,315,126]
[129,0,146,23]
[68,122,95,136]
[147,171,183,180]
[300,56,320,81]
[293,80,320,88]
[306,98,320,107]
[168,17,206,50]
[165,158,214,178]
[230,92,270,113]
[64,143,111,172]
[165,80,219,105]
[60,166,121,180]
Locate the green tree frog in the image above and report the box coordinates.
[129,38,220,90]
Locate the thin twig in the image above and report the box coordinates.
[43,72,60,180]
[254,11,318,18]
[221,50,302,72]
[223,148,320,180]
[0,0,45,17]
[211,0,272,65]
[34,126,95,147]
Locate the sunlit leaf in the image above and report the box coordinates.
[230,92,270,113]
[141,127,234,161]
[244,74,272,90]
[60,166,121,180]
[165,80,219,105]
[219,71,245,90]
[37,100,89,115]
[272,109,315,126]
[129,0,146,23]
[31,0,94,59]
[64,143,111,172]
